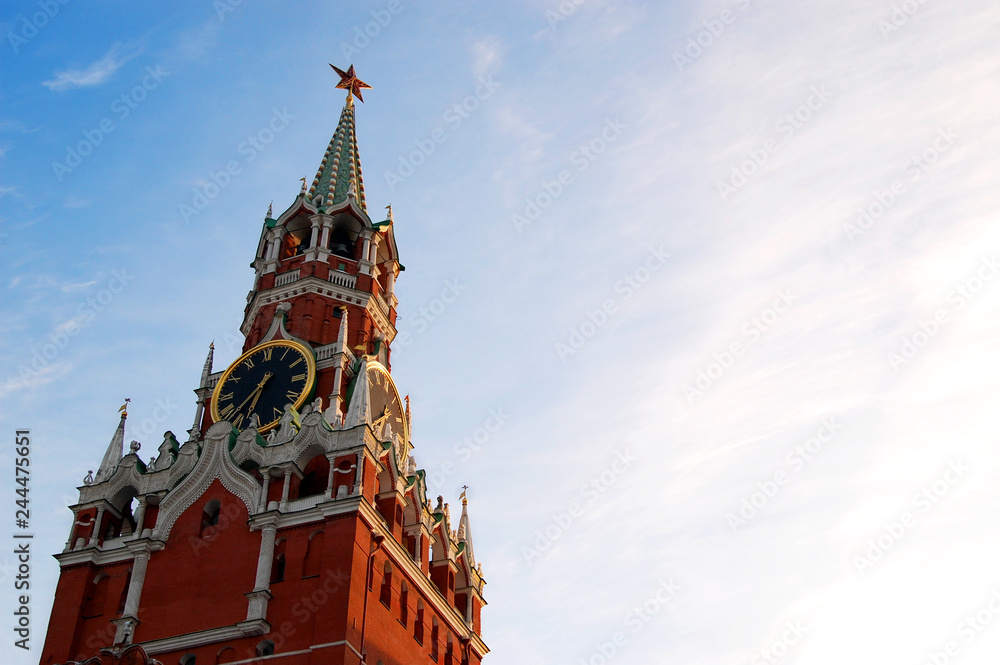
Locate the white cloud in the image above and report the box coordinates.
[42,42,140,91]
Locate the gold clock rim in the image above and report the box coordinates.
[209,339,317,432]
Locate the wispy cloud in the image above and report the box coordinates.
[42,42,141,91]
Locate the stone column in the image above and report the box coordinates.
[121,550,151,617]
[88,507,105,547]
[64,510,79,552]
[259,468,271,512]
[133,498,147,538]
[246,521,278,621]
[320,220,331,248]
[309,220,320,250]
[360,233,372,275]
[353,452,364,497]
[386,266,396,299]
[280,471,291,511]
[326,455,336,499]
[253,523,278,592]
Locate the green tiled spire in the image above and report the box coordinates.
[307,95,367,213]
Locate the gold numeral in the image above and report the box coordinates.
[291,373,306,382]
[232,413,245,428]
[289,357,303,368]
[230,376,240,383]
[286,391,298,401]
[263,348,273,361]
[280,347,290,360]
[243,358,255,369]
[273,407,283,419]
[219,404,235,418]
[219,392,233,401]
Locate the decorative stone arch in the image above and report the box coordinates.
[214,645,236,664]
[82,570,109,618]
[302,529,325,578]
[151,422,259,542]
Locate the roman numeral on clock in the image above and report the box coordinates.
[263,348,273,361]
[286,391,298,401]
[292,373,306,383]
[219,404,236,419]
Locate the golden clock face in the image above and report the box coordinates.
[366,361,408,446]
[210,340,316,432]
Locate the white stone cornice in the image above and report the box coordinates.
[137,619,270,655]
[241,275,396,342]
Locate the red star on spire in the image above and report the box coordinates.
[330,64,373,103]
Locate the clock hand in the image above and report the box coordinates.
[234,372,273,412]
[247,372,274,414]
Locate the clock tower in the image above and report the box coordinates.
[38,67,488,665]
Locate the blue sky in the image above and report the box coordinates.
[3,1,1000,663]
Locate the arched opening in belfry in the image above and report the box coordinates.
[296,454,329,499]
[329,227,355,258]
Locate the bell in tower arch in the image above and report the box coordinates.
[329,227,355,259]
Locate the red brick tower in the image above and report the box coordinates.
[38,67,488,665]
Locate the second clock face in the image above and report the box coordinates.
[211,340,316,432]
[367,361,407,445]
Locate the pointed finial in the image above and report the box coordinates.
[386,204,393,222]
[300,177,307,193]
[460,486,469,504]
[330,64,372,103]
[267,201,273,218]
[119,398,131,418]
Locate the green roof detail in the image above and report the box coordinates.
[307,96,367,213]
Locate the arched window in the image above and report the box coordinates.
[256,639,275,657]
[414,600,424,645]
[200,500,221,538]
[215,647,235,664]
[271,539,286,583]
[179,654,196,665]
[379,562,392,608]
[445,634,455,665]
[302,531,324,578]
[431,618,440,661]
[83,573,109,618]
[297,455,329,499]
[399,581,409,627]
